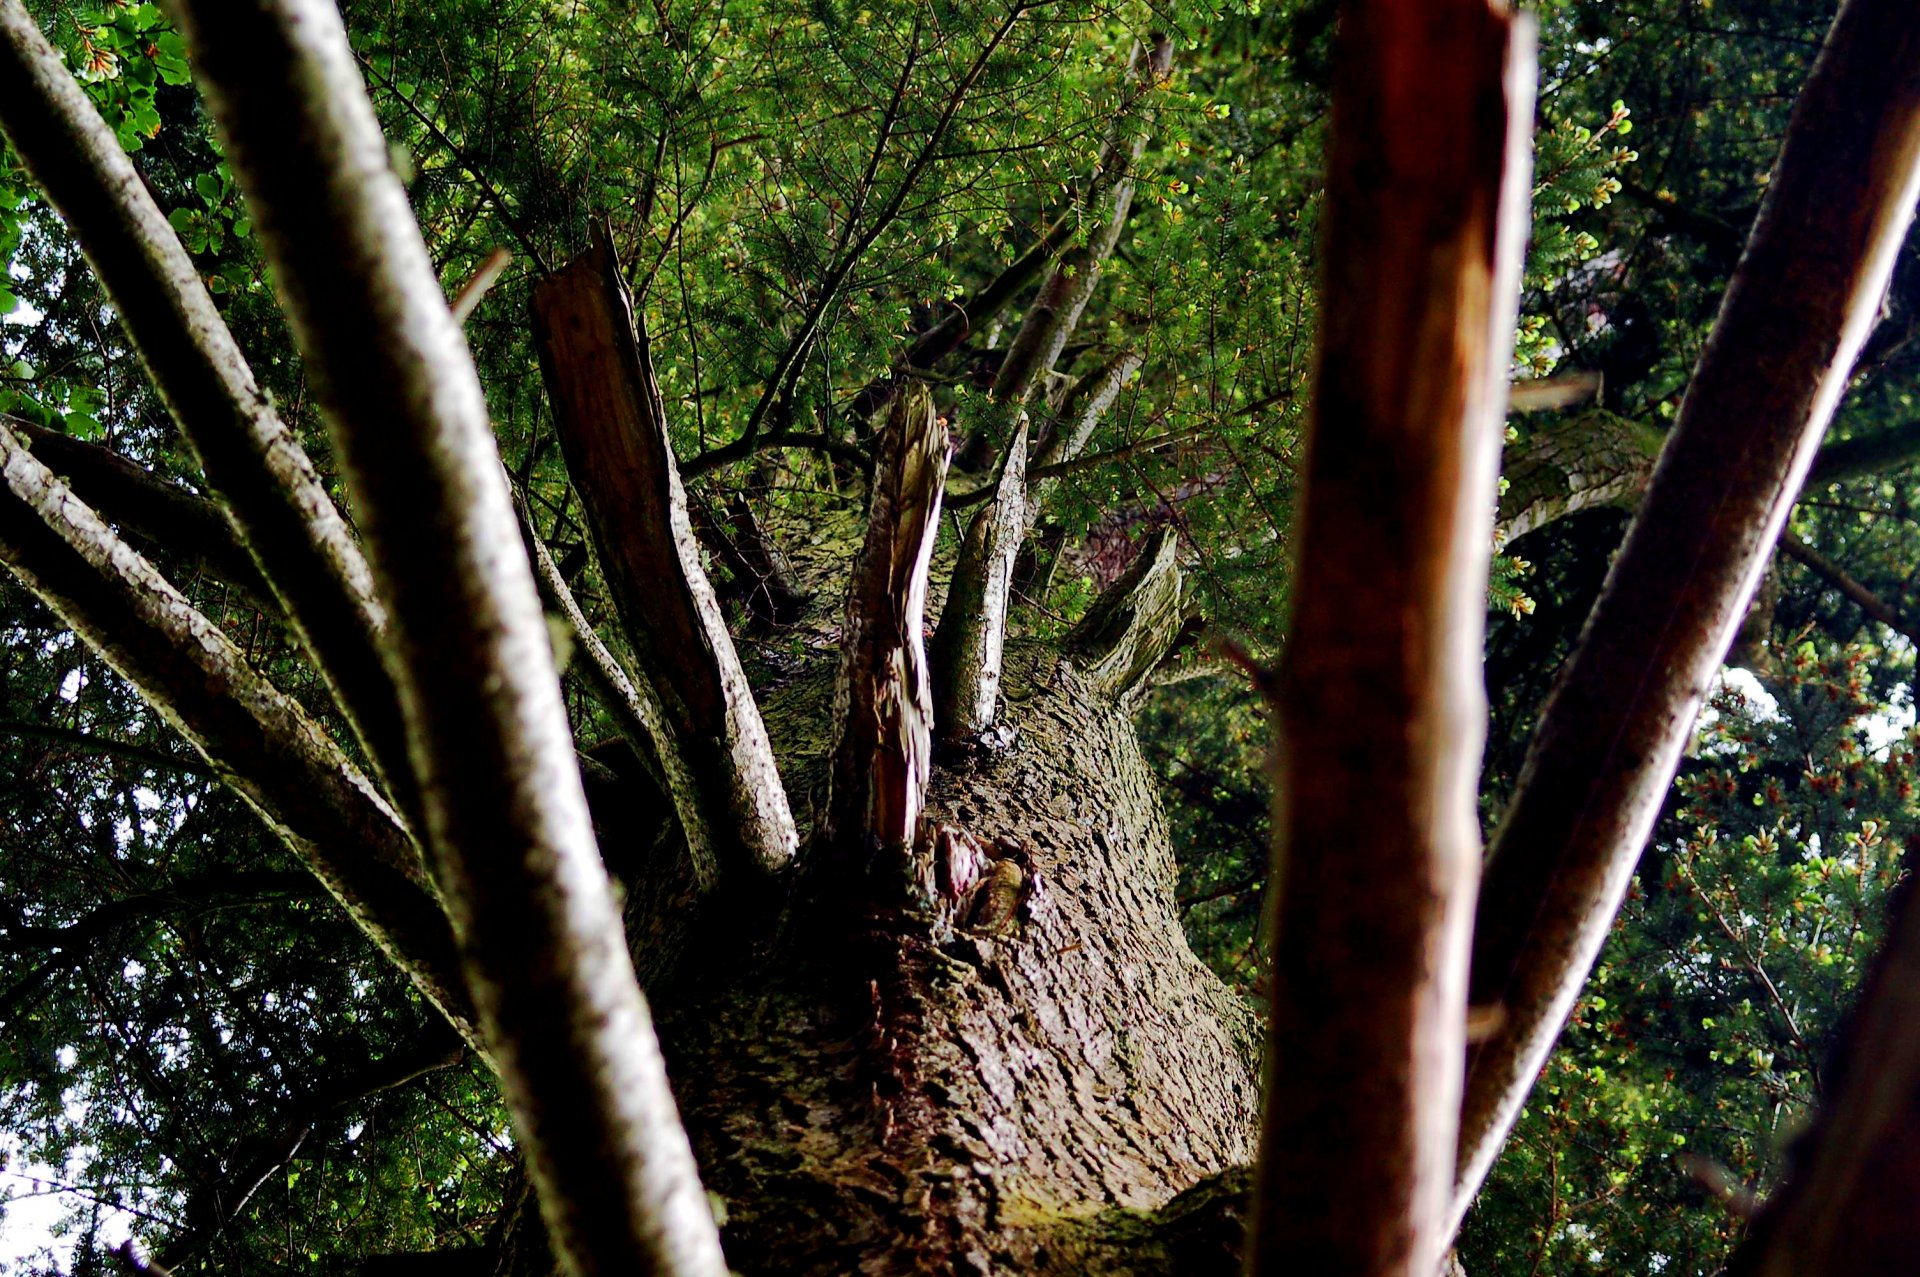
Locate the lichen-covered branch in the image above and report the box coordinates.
[0,0,412,814]
[825,383,948,863]
[1065,527,1186,701]
[170,3,728,1273]
[1031,350,1145,476]
[0,429,476,1048]
[1495,409,1660,545]
[513,484,716,883]
[1250,2,1533,1272]
[532,231,797,880]
[991,36,1172,406]
[4,415,272,604]
[1455,0,1920,1239]
[931,418,1028,739]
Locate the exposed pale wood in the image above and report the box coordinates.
[171,3,729,1273]
[1066,527,1186,701]
[532,231,797,879]
[0,428,476,1049]
[1248,3,1534,1273]
[0,0,413,816]
[1454,0,1920,1242]
[825,383,948,861]
[931,417,1028,738]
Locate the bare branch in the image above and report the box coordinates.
[0,0,413,814]
[4,416,273,605]
[931,417,1028,738]
[991,36,1172,407]
[1495,410,1659,545]
[1455,0,1920,1238]
[170,4,728,1273]
[1065,527,1186,702]
[0,429,475,1047]
[532,230,796,879]
[1250,3,1533,1272]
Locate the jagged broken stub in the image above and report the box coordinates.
[825,382,949,872]
[531,226,796,878]
[1065,527,1186,701]
[931,416,1028,742]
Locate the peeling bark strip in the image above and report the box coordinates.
[1455,0,1920,1239]
[0,0,412,817]
[0,430,476,1049]
[826,383,948,861]
[931,417,1028,738]
[1250,4,1533,1274]
[532,232,796,880]
[170,4,729,1275]
[1066,527,1186,701]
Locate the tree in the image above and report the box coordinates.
[4,0,1920,1274]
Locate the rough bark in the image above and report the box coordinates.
[825,383,948,860]
[1494,410,1659,546]
[1454,0,1920,1237]
[673,646,1260,1275]
[1251,3,1533,1274]
[1065,528,1188,702]
[0,0,412,814]
[931,418,1028,740]
[0,428,476,1048]
[532,232,797,880]
[170,4,727,1274]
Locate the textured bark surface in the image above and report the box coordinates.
[1455,0,1920,1233]
[668,644,1260,1275]
[1495,410,1659,545]
[533,233,796,881]
[1065,529,1186,702]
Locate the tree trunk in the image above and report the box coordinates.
[655,641,1261,1275]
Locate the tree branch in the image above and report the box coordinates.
[930,417,1027,738]
[1065,527,1187,702]
[0,428,476,1047]
[1454,0,1920,1239]
[531,228,796,879]
[0,0,413,816]
[170,4,728,1273]
[1249,3,1533,1271]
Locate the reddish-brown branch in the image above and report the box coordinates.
[1456,0,1920,1240]
[1249,3,1534,1272]
[532,229,796,880]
